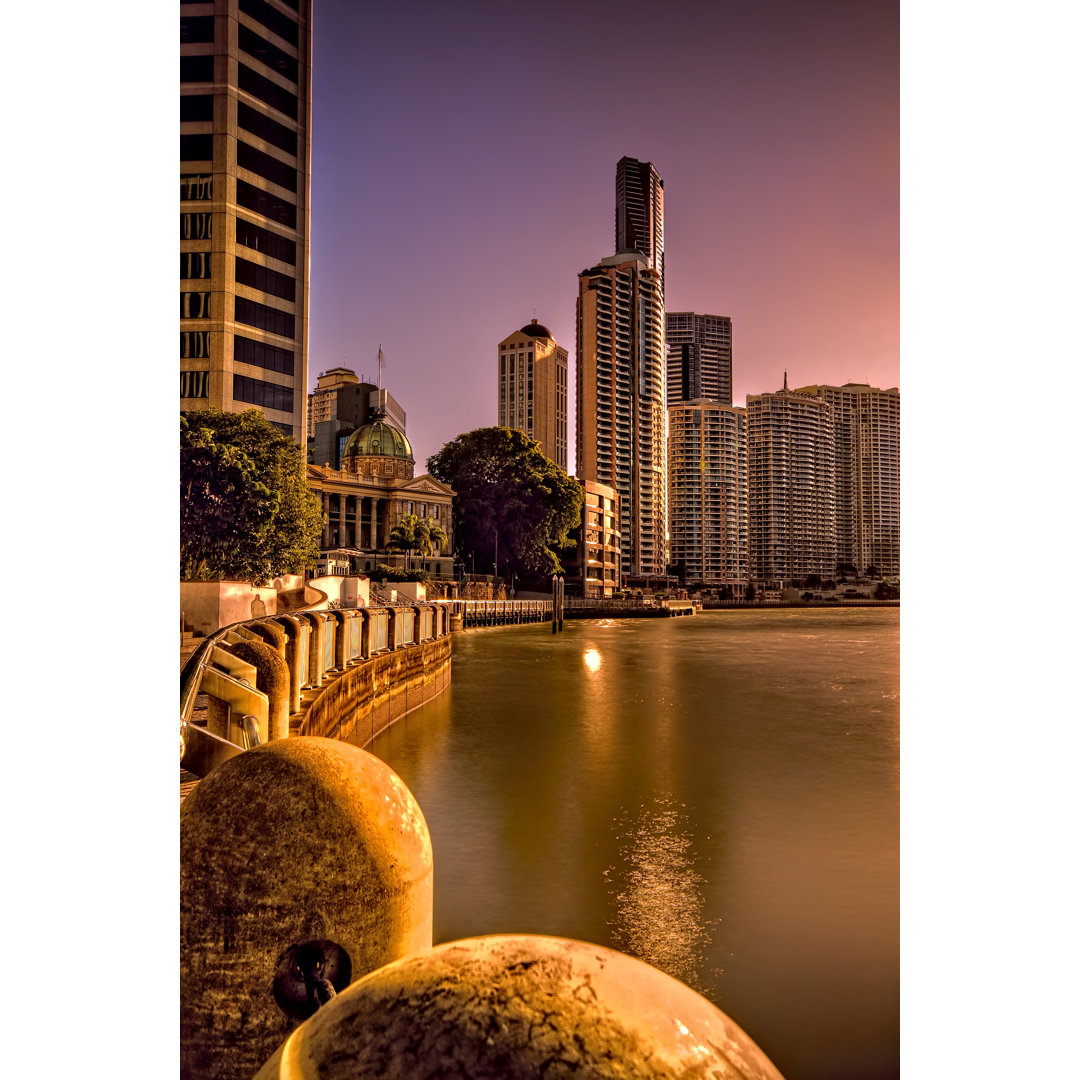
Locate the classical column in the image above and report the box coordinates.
[322,492,331,548]
[354,495,363,552]
[338,493,348,547]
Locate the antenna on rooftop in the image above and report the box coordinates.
[378,344,383,392]
[783,370,788,391]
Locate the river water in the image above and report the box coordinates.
[370,608,899,1080]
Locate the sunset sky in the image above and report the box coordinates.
[307,0,899,471]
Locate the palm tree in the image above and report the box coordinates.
[387,514,449,571]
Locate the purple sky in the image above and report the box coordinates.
[308,0,898,473]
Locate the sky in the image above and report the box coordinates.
[307,0,899,473]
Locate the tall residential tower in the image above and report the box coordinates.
[497,320,569,471]
[180,0,313,439]
[576,253,666,578]
[794,383,900,577]
[746,384,837,583]
[615,156,665,297]
[666,312,733,406]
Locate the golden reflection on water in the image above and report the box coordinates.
[606,794,715,991]
[583,648,602,672]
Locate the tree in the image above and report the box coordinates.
[181,409,323,584]
[427,427,584,583]
[387,514,448,570]
[805,573,822,589]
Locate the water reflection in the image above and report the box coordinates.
[583,647,602,672]
[606,793,714,991]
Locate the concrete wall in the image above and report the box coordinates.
[300,636,451,748]
[181,582,278,636]
[308,575,371,608]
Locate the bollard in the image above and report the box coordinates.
[229,638,291,741]
[252,934,785,1080]
[181,737,433,1080]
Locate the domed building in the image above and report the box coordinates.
[306,400,455,577]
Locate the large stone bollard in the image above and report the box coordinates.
[254,934,785,1080]
[181,737,433,1080]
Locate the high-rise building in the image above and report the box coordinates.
[306,366,408,471]
[497,320,569,471]
[666,312,733,406]
[576,252,666,578]
[615,156,664,297]
[746,385,836,584]
[180,0,313,440]
[667,401,748,592]
[562,481,622,599]
[308,367,363,432]
[794,383,900,578]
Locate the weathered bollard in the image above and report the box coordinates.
[253,934,785,1079]
[180,737,433,1080]
[229,637,291,740]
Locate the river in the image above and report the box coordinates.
[369,608,899,1080]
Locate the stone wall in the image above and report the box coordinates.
[181,581,278,636]
[299,637,451,748]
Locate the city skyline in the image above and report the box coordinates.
[308,0,898,471]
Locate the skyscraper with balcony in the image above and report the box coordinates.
[615,156,664,298]
[666,312,733,406]
[668,401,748,591]
[497,320,569,471]
[746,385,837,583]
[794,383,900,577]
[180,0,312,440]
[576,253,666,578]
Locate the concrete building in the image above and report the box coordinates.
[616,156,665,297]
[794,383,900,578]
[667,401,748,593]
[576,253,667,578]
[307,365,408,470]
[180,0,312,439]
[746,384,837,584]
[666,313,733,406]
[306,408,456,578]
[563,481,621,598]
[497,320,569,471]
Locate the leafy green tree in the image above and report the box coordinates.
[427,427,584,582]
[387,514,448,570]
[181,409,323,584]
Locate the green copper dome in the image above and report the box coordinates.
[342,413,413,460]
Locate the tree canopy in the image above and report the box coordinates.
[427,427,584,581]
[386,514,448,569]
[181,409,323,584]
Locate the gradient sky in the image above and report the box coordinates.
[308,0,898,472]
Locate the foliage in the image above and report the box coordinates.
[875,580,900,600]
[427,427,584,581]
[745,583,757,603]
[386,514,448,570]
[181,409,322,584]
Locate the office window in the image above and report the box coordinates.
[181,173,213,201]
[180,370,209,398]
[238,62,297,119]
[233,373,293,413]
[238,24,299,82]
[181,331,210,359]
[181,212,212,240]
[181,292,211,319]
[236,140,296,191]
[234,333,294,375]
[180,16,214,43]
[180,94,214,122]
[237,101,297,155]
[236,178,296,228]
[234,295,294,338]
[181,252,212,279]
[180,55,214,83]
[235,256,295,301]
[238,0,298,47]
[181,134,213,161]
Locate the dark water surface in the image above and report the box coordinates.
[370,609,899,1080]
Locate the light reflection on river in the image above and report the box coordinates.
[370,608,899,1080]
